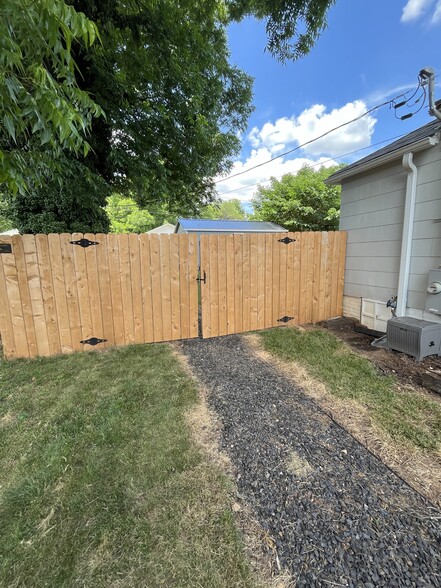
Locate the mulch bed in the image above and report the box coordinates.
[178,335,441,588]
[319,317,441,398]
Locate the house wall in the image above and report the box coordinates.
[339,141,441,327]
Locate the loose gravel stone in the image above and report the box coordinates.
[178,335,441,588]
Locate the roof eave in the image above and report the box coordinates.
[183,228,286,233]
[325,133,441,185]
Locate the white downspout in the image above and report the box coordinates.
[396,152,418,317]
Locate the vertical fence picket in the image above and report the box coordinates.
[47,234,72,354]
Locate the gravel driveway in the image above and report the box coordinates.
[178,334,441,588]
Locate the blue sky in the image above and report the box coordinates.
[217,0,441,206]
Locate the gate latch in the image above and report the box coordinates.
[196,270,206,284]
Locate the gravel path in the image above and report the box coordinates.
[178,335,441,588]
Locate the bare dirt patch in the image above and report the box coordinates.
[244,334,441,508]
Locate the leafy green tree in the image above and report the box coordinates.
[199,198,247,220]
[0,197,14,233]
[253,165,342,231]
[106,194,156,234]
[227,0,336,61]
[63,0,253,211]
[0,0,102,194]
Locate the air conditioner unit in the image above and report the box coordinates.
[386,317,441,362]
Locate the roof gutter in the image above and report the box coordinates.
[396,152,418,317]
[326,134,440,185]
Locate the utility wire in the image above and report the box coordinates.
[216,131,409,197]
[215,85,421,185]
[105,130,411,209]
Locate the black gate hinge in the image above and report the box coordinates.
[278,237,296,244]
[80,337,107,346]
[278,316,294,323]
[70,238,99,248]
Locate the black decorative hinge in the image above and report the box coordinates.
[196,270,206,284]
[70,238,99,248]
[278,316,294,323]
[0,244,12,254]
[278,237,296,244]
[80,337,107,346]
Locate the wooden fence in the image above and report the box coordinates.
[200,231,347,338]
[0,231,346,359]
[0,233,198,359]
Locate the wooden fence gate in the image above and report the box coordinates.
[0,231,346,359]
[0,233,198,359]
[200,232,347,338]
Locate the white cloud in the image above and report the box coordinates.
[248,100,376,158]
[401,0,435,22]
[215,100,377,204]
[215,148,338,203]
[432,0,441,21]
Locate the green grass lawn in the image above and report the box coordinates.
[0,345,254,587]
[259,327,441,452]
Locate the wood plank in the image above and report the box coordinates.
[129,234,145,344]
[47,234,72,354]
[23,235,51,356]
[83,233,105,350]
[188,234,199,338]
[35,234,61,355]
[226,234,235,335]
[256,234,265,330]
[159,234,172,341]
[95,234,115,348]
[0,240,16,358]
[233,234,243,334]
[200,234,211,338]
[318,232,328,322]
[298,233,308,325]
[312,231,322,323]
[209,235,219,337]
[337,232,347,316]
[330,231,341,317]
[278,233,288,326]
[272,234,281,326]
[3,237,29,358]
[71,233,93,348]
[324,231,335,320]
[118,234,135,345]
[149,234,163,342]
[291,233,301,326]
[217,234,227,336]
[249,233,258,331]
[13,236,38,357]
[178,234,190,340]
[139,234,154,343]
[285,233,295,327]
[264,234,273,328]
[242,235,251,333]
[305,232,315,323]
[169,235,181,340]
[106,233,125,346]
[59,234,82,352]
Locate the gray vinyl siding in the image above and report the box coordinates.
[339,141,441,314]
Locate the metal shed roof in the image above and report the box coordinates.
[175,219,287,233]
[326,119,441,184]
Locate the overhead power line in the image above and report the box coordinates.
[215,84,423,186]
[216,132,409,197]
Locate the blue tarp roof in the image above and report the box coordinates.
[175,219,287,233]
